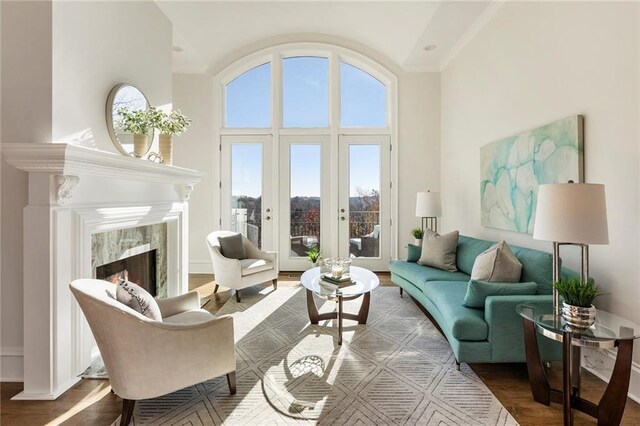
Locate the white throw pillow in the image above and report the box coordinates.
[417,230,459,272]
[116,279,162,321]
[471,241,522,282]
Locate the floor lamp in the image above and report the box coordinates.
[533,183,609,315]
[416,191,442,233]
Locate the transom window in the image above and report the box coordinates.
[223,52,388,129]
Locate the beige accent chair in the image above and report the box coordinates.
[206,230,278,303]
[69,279,236,426]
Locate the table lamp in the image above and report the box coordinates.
[416,190,442,233]
[533,182,609,314]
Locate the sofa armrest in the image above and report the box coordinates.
[485,295,561,362]
[155,291,201,318]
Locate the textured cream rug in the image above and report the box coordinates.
[129,286,518,425]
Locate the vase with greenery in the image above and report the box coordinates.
[117,107,154,157]
[553,276,604,329]
[306,247,322,267]
[411,228,425,246]
[156,109,192,165]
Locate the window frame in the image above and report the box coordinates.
[213,42,399,265]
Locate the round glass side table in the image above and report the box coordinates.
[516,301,640,426]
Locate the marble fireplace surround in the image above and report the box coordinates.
[2,143,203,400]
[92,223,168,298]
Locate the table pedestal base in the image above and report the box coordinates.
[306,289,371,345]
[523,318,634,425]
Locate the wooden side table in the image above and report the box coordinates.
[517,302,639,425]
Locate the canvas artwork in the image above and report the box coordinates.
[480,115,584,234]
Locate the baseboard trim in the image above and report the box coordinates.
[582,347,640,404]
[190,261,212,274]
[1,347,24,382]
[11,377,81,400]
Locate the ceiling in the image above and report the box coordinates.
[156,1,498,74]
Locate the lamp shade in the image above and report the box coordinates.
[416,191,442,217]
[533,183,608,244]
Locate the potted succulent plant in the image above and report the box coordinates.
[306,247,322,268]
[553,276,604,329]
[155,109,191,165]
[117,107,154,157]
[410,228,425,246]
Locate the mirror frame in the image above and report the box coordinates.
[105,83,154,157]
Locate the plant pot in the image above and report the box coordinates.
[561,301,596,330]
[414,238,423,246]
[159,134,173,165]
[133,134,149,157]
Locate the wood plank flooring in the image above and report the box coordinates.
[2,272,639,425]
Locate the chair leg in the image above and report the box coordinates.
[235,290,241,303]
[214,283,219,293]
[399,288,403,298]
[120,399,136,426]
[227,371,237,395]
[272,278,277,290]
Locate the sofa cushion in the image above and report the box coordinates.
[418,281,488,341]
[510,246,554,294]
[389,260,471,285]
[163,309,215,325]
[240,258,273,276]
[418,230,459,272]
[407,243,421,262]
[456,235,495,275]
[463,280,538,308]
[471,241,522,282]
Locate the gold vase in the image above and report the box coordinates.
[133,134,149,157]
[159,134,173,165]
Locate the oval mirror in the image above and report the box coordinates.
[106,84,154,157]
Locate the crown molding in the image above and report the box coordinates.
[438,0,506,71]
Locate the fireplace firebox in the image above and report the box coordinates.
[96,249,157,296]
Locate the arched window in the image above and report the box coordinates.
[216,43,397,271]
[225,62,271,128]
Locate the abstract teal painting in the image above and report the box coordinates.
[480,115,584,234]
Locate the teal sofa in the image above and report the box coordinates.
[389,235,565,365]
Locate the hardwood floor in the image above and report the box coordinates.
[2,273,639,425]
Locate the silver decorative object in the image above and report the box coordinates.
[561,301,596,330]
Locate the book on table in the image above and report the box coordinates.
[321,273,356,288]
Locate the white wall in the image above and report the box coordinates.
[0,0,173,382]
[1,0,52,381]
[52,1,172,153]
[175,62,440,273]
[173,73,215,270]
[441,0,640,392]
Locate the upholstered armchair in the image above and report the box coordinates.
[69,279,236,426]
[206,230,278,302]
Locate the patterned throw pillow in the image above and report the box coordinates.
[417,230,459,272]
[116,279,162,321]
[471,241,522,282]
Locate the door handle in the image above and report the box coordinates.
[266,208,271,213]
[340,217,346,221]
[340,208,345,213]
[265,216,271,221]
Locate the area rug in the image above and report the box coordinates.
[128,286,518,425]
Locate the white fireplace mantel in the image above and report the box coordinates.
[2,142,203,400]
[2,143,203,204]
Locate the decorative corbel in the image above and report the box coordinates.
[55,175,80,206]
[183,184,194,201]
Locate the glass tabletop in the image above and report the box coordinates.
[300,266,379,298]
[516,301,640,341]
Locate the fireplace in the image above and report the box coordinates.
[96,249,158,296]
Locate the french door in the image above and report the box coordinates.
[220,135,274,250]
[221,134,390,270]
[337,135,390,270]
